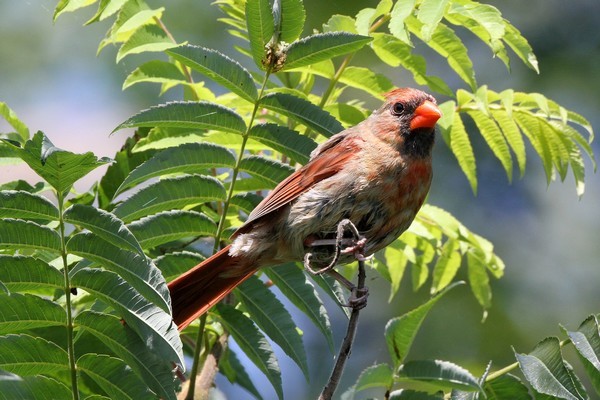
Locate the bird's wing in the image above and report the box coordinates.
[232,132,363,237]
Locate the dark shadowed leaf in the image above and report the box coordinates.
[397,359,481,393]
[0,255,63,291]
[0,334,68,376]
[0,373,71,400]
[217,303,283,399]
[245,0,274,68]
[0,293,65,334]
[0,219,61,253]
[236,275,308,378]
[249,123,316,164]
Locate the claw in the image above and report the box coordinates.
[342,286,369,310]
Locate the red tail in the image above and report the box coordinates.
[168,245,257,330]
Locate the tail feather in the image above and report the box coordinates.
[168,245,256,330]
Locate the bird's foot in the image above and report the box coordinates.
[343,286,369,310]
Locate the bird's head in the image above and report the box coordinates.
[372,88,442,158]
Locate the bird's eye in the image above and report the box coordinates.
[391,102,405,115]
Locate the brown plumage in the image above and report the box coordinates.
[168,88,442,330]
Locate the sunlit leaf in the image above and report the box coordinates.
[0,102,29,143]
[279,0,305,43]
[396,359,480,393]
[417,0,450,41]
[117,24,177,62]
[385,282,463,368]
[282,32,372,71]
[123,60,186,90]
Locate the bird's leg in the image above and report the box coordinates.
[304,219,369,309]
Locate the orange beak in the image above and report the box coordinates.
[410,100,442,130]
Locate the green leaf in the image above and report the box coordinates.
[85,0,129,25]
[77,354,154,400]
[0,255,63,291]
[491,109,527,177]
[116,142,235,196]
[0,373,71,400]
[467,110,513,182]
[565,316,600,394]
[513,111,554,184]
[76,311,177,400]
[70,268,184,367]
[338,66,394,99]
[483,374,531,400]
[389,389,444,399]
[154,251,204,282]
[397,359,481,393]
[0,334,68,376]
[7,132,111,196]
[0,102,29,143]
[323,15,357,34]
[53,0,96,20]
[0,219,61,253]
[239,155,294,187]
[246,0,274,68]
[370,33,452,96]
[388,0,417,44]
[0,191,59,221]
[167,45,258,102]
[408,18,476,91]
[265,263,333,352]
[431,240,462,294]
[67,232,170,312]
[516,337,587,400]
[217,303,283,400]
[279,0,305,43]
[113,174,226,223]
[220,348,263,400]
[355,363,394,392]
[123,60,186,90]
[503,23,539,73]
[467,251,492,311]
[128,210,217,249]
[116,24,177,62]
[417,0,450,41]
[0,292,65,334]
[114,101,247,134]
[385,282,463,368]
[375,240,409,301]
[282,32,372,71]
[64,204,144,257]
[438,103,477,193]
[236,275,308,378]
[249,123,316,164]
[260,92,343,138]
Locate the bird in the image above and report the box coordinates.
[168,87,442,330]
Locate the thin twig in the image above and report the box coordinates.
[319,257,366,400]
[317,220,368,400]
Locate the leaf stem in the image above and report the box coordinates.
[57,191,79,400]
[184,314,207,400]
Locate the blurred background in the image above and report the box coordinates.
[1,0,599,398]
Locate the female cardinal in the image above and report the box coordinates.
[168,88,442,330]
